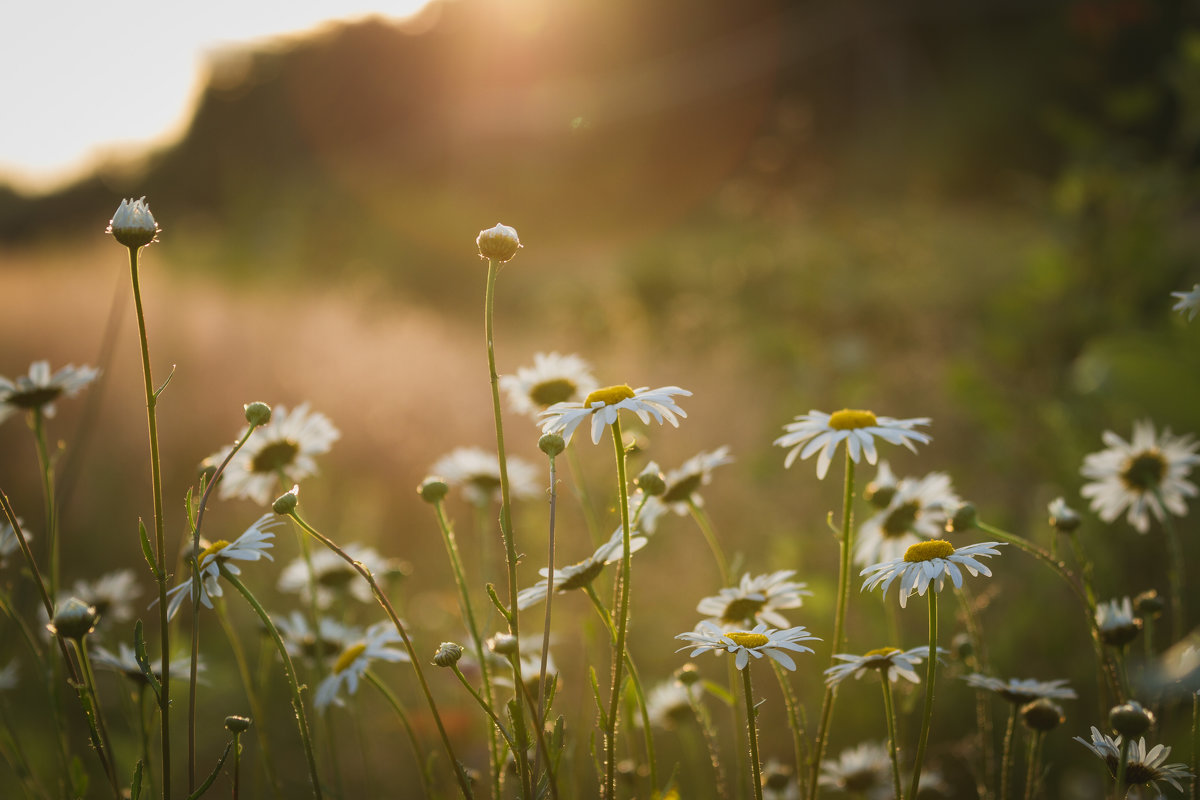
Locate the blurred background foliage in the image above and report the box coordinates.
[3,0,1200,796]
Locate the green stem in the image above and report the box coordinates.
[880,673,904,800]
[233,732,241,800]
[75,638,123,798]
[1023,730,1041,800]
[1160,507,1186,643]
[687,683,727,798]
[1114,737,1129,800]
[907,590,938,800]
[566,443,604,547]
[742,666,764,800]
[1000,706,1016,800]
[604,417,633,800]
[219,566,323,799]
[955,584,995,800]
[363,670,434,799]
[29,410,58,601]
[687,500,731,587]
[127,243,172,798]
[771,660,809,800]
[451,665,517,752]
[534,452,559,787]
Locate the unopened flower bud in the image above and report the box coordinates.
[538,433,565,458]
[1134,590,1165,619]
[107,197,159,248]
[244,402,272,427]
[1109,701,1155,738]
[476,223,521,262]
[434,642,464,668]
[488,632,519,656]
[946,502,977,534]
[1021,699,1065,732]
[951,632,974,662]
[272,486,299,516]
[418,477,449,504]
[1048,497,1081,534]
[674,663,701,686]
[224,715,252,733]
[635,462,667,496]
[197,458,219,487]
[48,598,99,641]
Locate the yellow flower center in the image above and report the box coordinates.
[864,647,900,658]
[725,631,769,648]
[197,540,231,564]
[882,501,921,538]
[333,642,367,674]
[829,409,878,430]
[530,378,578,407]
[904,539,955,562]
[250,440,300,475]
[585,384,636,407]
[1121,450,1167,492]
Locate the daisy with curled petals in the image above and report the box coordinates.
[431,446,540,507]
[164,514,280,619]
[825,646,934,687]
[500,352,597,420]
[516,526,649,609]
[855,471,960,568]
[696,570,812,629]
[860,540,1004,609]
[1075,726,1193,795]
[675,620,819,672]
[963,673,1077,705]
[1080,419,1200,535]
[774,409,930,480]
[0,360,99,425]
[315,622,410,710]
[209,403,341,505]
[817,742,891,794]
[539,383,691,446]
[1172,284,1200,321]
[660,446,735,513]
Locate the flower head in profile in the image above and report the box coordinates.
[1172,284,1200,321]
[431,447,539,507]
[1096,596,1142,648]
[860,539,1003,608]
[1048,496,1082,534]
[775,409,931,480]
[675,621,819,671]
[91,643,200,687]
[277,544,394,608]
[660,447,734,513]
[0,361,99,426]
[855,471,960,568]
[64,569,141,625]
[501,352,597,420]
[208,403,340,506]
[817,742,891,794]
[516,525,650,609]
[696,570,812,629]
[476,223,521,263]
[963,673,1077,704]
[315,622,410,710]
[825,646,938,687]
[642,680,698,730]
[107,197,159,248]
[1075,727,1192,795]
[1080,420,1200,534]
[273,611,358,660]
[539,384,691,446]
[163,514,280,619]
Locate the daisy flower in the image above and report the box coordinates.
[164,514,280,619]
[539,383,691,446]
[500,352,598,420]
[864,460,900,508]
[65,569,140,625]
[963,673,1077,704]
[775,409,931,480]
[516,525,649,609]
[0,360,99,425]
[208,403,341,505]
[431,447,540,506]
[1172,284,1200,321]
[1080,420,1200,534]
[272,611,359,660]
[1096,596,1142,647]
[642,680,698,729]
[675,621,819,671]
[817,742,891,794]
[277,544,394,608]
[860,539,1004,608]
[1075,726,1193,795]
[696,570,812,629]
[824,646,936,687]
[659,447,735,513]
[855,471,960,568]
[91,643,200,687]
[315,621,410,710]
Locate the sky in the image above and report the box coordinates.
[0,1,432,194]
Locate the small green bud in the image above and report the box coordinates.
[674,663,701,686]
[434,642,465,668]
[1048,497,1081,534]
[1109,701,1155,738]
[244,402,272,427]
[538,433,565,458]
[107,197,159,249]
[197,458,219,487]
[418,477,450,504]
[945,502,977,534]
[224,715,252,734]
[488,632,519,656]
[951,632,974,661]
[476,223,521,262]
[48,598,99,641]
[272,486,299,516]
[634,462,667,496]
[1020,699,1065,732]
[1134,589,1165,619]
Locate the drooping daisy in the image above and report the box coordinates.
[164,514,280,619]
[1096,596,1142,647]
[1047,496,1081,534]
[817,742,891,794]
[539,384,691,446]
[660,447,734,513]
[0,360,99,425]
[824,646,935,687]
[277,544,393,608]
[90,643,200,687]
[860,540,1004,609]
[1080,420,1200,534]
[775,409,931,480]
[272,611,358,660]
[1172,284,1200,321]
[516,526,650,609]
[0,517,30,567]
[500,352,598,420]
[209,403,341,505]
[430,447,540,507]
[314,622,410,710]
[675,621,819,672]
[642,680,698,729]
[855,471,960,568]
[696,570,812,629]
[65,569,141,625]
[1075,726,1193,795]
[963,673,1077,704]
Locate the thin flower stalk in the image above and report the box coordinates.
[1000,706,1017,800]
[742,665,765,800]
[286,509,475,799]
[534,449,559,784]
[908,589,940,800]
[71,637,121,798]
[1114,738,1130,799]
[1023,729,1043,800]
[604,416,634,800]
[567,444,605,546]
[1159,501,1187,642]
[879,671,904,800]
[688,498,731,587]
[955,585,996,800]
[29,410,58,599]
[770,659,809,800]
[363,670,434,799]
[686,680,728,798]
[509,657,562,800]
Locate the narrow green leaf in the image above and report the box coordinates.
[68,756,89,797]
[186,739,233,799]
[130,760,144,800]
[133,620,162,701]
[153,364,177,399]
[588,666,608,730]
[138,519,158,577]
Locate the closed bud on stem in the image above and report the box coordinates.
[946,502,977,534]
[107,197,160,248]
[674,663,701,686]
[1109,701,1155,738]
[48,598,99,641]
[418,477,449,504]
[635,461,667,496]
[272,486,299,515]
[476,223,521,262]
[488,632,519,656]
[1021,699,1065,732]
[224,715,252,734]
[434,642,465,668]
[244,402,272,427]
[538,433,565,458]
